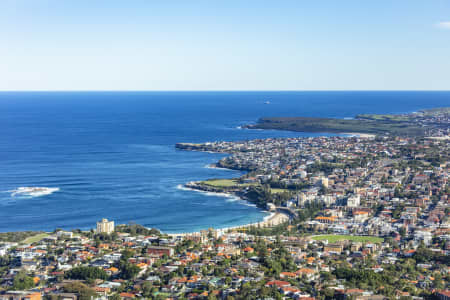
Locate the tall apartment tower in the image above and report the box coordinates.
[321,177,329,188]
[96,218,115,234]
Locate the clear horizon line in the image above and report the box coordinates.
[1,89,450,93]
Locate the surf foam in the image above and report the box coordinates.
[10,187,60,197]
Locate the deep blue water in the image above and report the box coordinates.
[0,91,449,233]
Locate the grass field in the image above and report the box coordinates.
[21,233,50,244]
[357,114,410,122]
[201,180,293,194]
[202,179,239,187]
[311,234,384,243]
[202,179,259,188]
[270,188,291,194]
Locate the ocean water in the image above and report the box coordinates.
[0,91,449,233]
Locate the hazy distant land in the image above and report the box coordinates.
[244,107,450,137]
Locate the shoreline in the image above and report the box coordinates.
[171,182,290,236]
[172,141,294,236]
[343,132,376,138]
[204,163,234,171]
[425,135,449,140]
[167,211,289,237]
[176,183,245,203]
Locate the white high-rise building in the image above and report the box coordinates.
[346,195,360,208]
[96,218,115,234]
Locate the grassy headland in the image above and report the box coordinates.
[199,178,290,194]
[0,231,46,243]
[243,107,449,137]
[244,116,425,136]
[21,233,50,244]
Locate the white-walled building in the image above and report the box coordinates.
[96,218,115,234]
[346,194,361,208]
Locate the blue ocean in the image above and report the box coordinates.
[0,91,449,233]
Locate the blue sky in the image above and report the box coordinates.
[0,0,449,90]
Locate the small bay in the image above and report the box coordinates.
[0,91,448,232]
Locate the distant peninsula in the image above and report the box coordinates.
[243,107,450,137]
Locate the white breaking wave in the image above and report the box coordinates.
[263,212,276,221]
[176,184,192,192]
[203,164,232,171]
[176,184,242,202]
[9,187,60,197]
[239,202,257,208]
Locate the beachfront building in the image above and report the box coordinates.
[96,218,115,234]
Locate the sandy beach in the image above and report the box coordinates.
[172,181,291,237]
[343,132,376,138]
[167,211,290,237]
[425,136,450,140]
[224,211,290,231]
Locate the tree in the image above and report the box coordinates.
[119,262,140,279]
[399,227,406,238]
[115,224,160,236]
[225,276,232,286]
[12,271,35,290]
[323,288,335,300]
[121,249,134,261]
[207,293,217,300]
[65,266,108,281]
[109,294,121,300]
[63,282,97,300]
[433,273,444,290]
[239,282,253,299]
[141,282,153,298]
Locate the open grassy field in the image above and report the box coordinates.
[201,179,259,188]
[202,179,239,187]
[356,114,410,122]
[201,180,293,194]
[311,234,384,243]
[21,233,50,244]
[270,188,291,194]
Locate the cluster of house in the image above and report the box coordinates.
[1,134,449,299]
[1,209,449,300]
[408,109,450,137]
[193,137,449,243]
